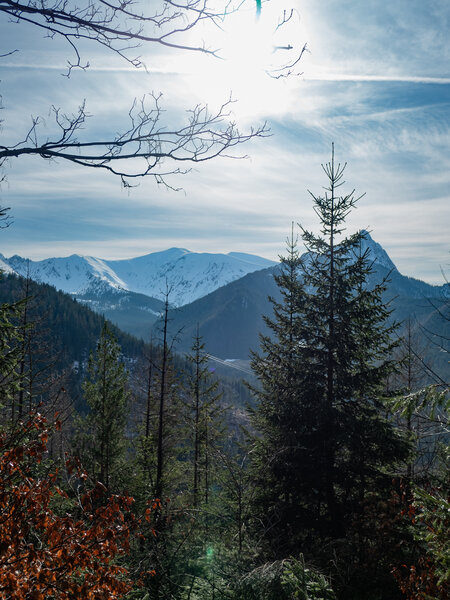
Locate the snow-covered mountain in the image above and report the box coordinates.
[157,241,448,368]
[2,235,447,361]
[1,232,438,310]
[0,248,277,307]
[301,230,398,274]
[3,253,126,295]
[0,255,15,275]
[359,230,397,271]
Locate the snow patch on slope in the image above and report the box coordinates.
[0,254,17,275]
[3,254,128,295]
[359,231,397,272]
[101,249,277,306]
[0,248,276,306]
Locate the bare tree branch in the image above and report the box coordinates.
[0,94,269,188]
[0,0,240,72]
[0,1,303,186]
[268,42,308,80]
[0,205,12,228]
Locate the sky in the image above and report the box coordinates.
[0,0,449,284]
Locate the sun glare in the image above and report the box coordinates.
[177,2,304,121]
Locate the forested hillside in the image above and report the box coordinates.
[159,241,449,383]
[0,273,146,364]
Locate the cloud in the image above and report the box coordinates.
[299,0,450,78]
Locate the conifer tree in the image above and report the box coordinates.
[185,326,222,508]
[250,146,409,595]
[249,225,310,555]
[0,298,24,418]
[78,323,130,490]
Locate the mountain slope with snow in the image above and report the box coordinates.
[2,234,447,374]
[0,248,277,307]
[159,250,448,374]
[1,254,127,295]
[1,233,444,314]
[359,230,397,271]
[106,249,278,306]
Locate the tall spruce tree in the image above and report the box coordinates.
[250,146,409,596]
[184,326,222,508]
[249,225,311,555]
[0,298,24,419]
[78,323,130,490]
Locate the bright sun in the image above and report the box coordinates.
[178,2,304,121]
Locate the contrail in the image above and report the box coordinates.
[0,62,178,74]
[304,73,450,85]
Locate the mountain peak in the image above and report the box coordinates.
[359,230,397,272]
[163,247,191,256]
[227,252,277,268]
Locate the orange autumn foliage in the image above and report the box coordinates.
[392,558,449,600]
[391,483,450,600]
[0,413,137,599]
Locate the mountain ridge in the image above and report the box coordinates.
[0,248,277,307]
[2,234,448,369]
[152,236,448,386]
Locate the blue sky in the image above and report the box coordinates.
[0,0,449,283]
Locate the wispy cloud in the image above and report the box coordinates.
[0,62,181,74]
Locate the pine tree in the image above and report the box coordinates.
[250,146,409,595]
[78,323,130,490]
[139,336,156,489]
[184,326,222,508]
[249,225,311,555]
[0,297,24,418]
